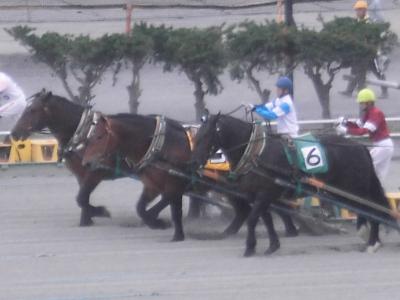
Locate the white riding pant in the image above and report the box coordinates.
[369,138,394,183]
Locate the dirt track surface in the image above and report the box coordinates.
[0,163,399,300]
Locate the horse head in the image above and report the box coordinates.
[82,115,119,169]
[11,89,52,141]
[191,112,222,170]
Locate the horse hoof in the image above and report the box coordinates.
[265,242,280,255]
[367,242,382,254]
[148,219,171,230]
[221,228,238,238]
[171,235,185,242]
[243,248,255,257]
[285,230,298,237]
[357,224,370,243]
[79,219,94,227]
[100,207,111,218]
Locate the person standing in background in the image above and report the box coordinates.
[340,0,389,99]
[0,72,27,134]
[369,0,385,22]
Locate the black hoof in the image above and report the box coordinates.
[171,234,185,242]
[98,206,111,218]
[221,227,238,238]
[285,230,298,237]
[243,248,256,257]
[147,219,171,230]
[79,218,94,227]
[265,241,280,255]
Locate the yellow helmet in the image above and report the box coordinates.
[353,0,368,9]
[357,88,376,103]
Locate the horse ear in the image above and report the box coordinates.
[201,109,210,123]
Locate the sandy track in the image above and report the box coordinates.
[0,165,400,300]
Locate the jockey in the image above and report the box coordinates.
[0,72,26,129]
[336,88,393,182]
[247,76,299,137]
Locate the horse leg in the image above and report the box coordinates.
[77,174,110,226]
[366,221,382,253]
[244,193,265,257]
[222,196,251,237]
[356,216,370,242]
[136,187,169,229]
[146,196,171,228]
[187,195,203,219]
[261,209,280,255]
[281,213,298,237]
[168,193,185,242]
[274,205,298,237]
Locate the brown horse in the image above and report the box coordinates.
[81,113,301,241]
[81,113,193,241]
[11,90,170,229]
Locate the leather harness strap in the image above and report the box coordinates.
[126,115,167,171]
[231,122,266,176]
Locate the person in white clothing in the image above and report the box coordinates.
[0,72,27,132]
[247,76,299,137]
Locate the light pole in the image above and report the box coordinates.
[284,0,295,95]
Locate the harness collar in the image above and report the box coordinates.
[230,122,266,176]
[125,115,167,171]
[63,108,98,157]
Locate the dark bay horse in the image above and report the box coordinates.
[191,114,395,256]
[11,90,169,228]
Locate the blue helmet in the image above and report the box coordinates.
[276,76,293,92]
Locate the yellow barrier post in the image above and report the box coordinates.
[31,139,59,163]
[10,139,32,163]
[386,192,400,211]
[0,142,12,164]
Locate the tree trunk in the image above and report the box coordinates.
[304,65,332,119]
[311,79,331,119]
[127,64,142,114]
[78,82,92,106]
[193,79,206,121]
[56,68,79,104]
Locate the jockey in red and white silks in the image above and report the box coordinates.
[336,88,393,182]
[0,72,27,129]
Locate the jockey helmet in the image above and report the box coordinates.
[276,76,293,92]
[357,88,376,103]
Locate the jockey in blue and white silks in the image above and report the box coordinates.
[248,76,299,137]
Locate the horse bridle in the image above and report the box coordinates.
[201,118,223,166]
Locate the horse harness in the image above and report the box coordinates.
[61,108,100,159]
[125,115,167,171]
[229,122,266,178]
